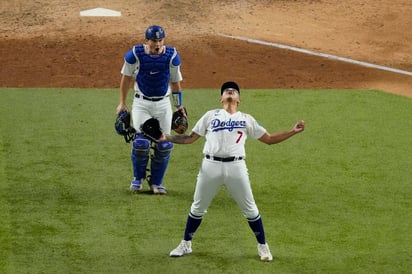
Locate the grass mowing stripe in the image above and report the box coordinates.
[0,123,12,272]
[0,88,411,273]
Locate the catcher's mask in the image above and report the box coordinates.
[145,25,165,40]
[115,111,136,143]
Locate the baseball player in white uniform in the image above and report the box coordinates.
[161,81,305,261]
[116,25,184,194]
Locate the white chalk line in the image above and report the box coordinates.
[220,34,412,77]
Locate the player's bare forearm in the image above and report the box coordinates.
[164,132,200,144]
[259,120,305,145]
[119,75,133,103]
[261,130,296,145]
[117,75,133,114]
[170,81,182,93]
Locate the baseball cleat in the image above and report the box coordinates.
[257,243,273,262]
[150,184,167,194]
[169,240,192,257]
[130,179,143,192]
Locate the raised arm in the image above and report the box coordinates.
[259,120,305,145]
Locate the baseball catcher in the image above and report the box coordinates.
[115,110,136,143]
[115,25,184,194]
[171,107,188,134]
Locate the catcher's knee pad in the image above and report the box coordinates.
[150,141,173,185]
[154,141,173,155]
[132,134,150,152]
[131,134,150,180]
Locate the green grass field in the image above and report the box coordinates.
[1,88,411,273]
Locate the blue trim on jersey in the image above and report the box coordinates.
[124,49,137,64]
[172,53,181,66]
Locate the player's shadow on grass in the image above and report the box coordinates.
[127,189,165,195]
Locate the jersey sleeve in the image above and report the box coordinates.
[192,110,213,136]
[121,62,137,76]
[121,47,139,76]
[171,50,181,66]
[169,49,183,83]
[246,114,267,139]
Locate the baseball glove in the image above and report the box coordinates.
[140,118,163,142]
[115,111,136,143]
[172,107,188,134]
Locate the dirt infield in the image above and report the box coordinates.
[1,0,411,97]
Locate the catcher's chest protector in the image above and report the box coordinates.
[134,45,175,96]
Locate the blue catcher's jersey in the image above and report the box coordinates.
[126,45,176,97]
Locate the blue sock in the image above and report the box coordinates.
[183,213,203,241]
[248,215,266,244]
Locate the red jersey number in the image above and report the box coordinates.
[236,131,243,143]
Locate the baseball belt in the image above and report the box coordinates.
[205,155,244,162]
[135,93,169,102]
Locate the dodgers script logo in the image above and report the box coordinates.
[211,118,246,132]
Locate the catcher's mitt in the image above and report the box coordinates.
[172,107,188,134]
[115,111,136,143]
[140,118,162,142]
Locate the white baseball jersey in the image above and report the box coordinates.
[192,109,267,158]
[189,109,267,219]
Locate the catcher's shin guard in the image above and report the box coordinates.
[131,134,151,180]
[149,141,173,186]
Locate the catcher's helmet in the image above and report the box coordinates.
[145,25,165,40]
